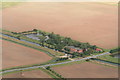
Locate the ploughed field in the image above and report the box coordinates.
[3,69,52,78]
[2,2,118,49]
[2,40,52,69]
[52,62,118,78]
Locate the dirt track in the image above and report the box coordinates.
[2,40,52,69]
[2,2,118,49]
[53,62,118,78]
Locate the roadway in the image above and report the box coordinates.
[0,52,110,74]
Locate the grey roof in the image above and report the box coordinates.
[75,48,82,50]
[26,34,40,40]
[67,46,75,49]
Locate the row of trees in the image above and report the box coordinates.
[23,29,98,49]
[109,48,120,53]
[56,57,69,61]
[46,66,65,79]
[33,29,98,50]
[33,29,93,48]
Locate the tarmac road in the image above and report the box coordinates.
[0,52,110,74]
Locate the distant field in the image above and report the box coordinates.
[2,40,52,69]
[0,2,21,9]
[2,2,118,49]
[52,62,118,78]
[3,69,52,78]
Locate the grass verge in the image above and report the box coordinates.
[89,60,118,68]
[97,54,120,64]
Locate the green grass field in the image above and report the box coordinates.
[98,54,120,64]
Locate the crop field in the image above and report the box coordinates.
[2,2,118,49]
[2,40,52,69]
[52,62,118,78]
[3,69,52,78]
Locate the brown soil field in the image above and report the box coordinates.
[3,69,52,78]
[2,40,52,69]
[52,62,118,78]
[2,2,118,49]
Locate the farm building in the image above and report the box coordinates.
[95,48,103,52]
[66,46,83,53]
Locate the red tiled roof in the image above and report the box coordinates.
[77,50,83,53]
[70,48,77,52]
[96,48,102,51]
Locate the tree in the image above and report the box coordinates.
[80,43,91,49]
[72,52,79,58]
[41,31,47,36]
[39,35,46,46]
[87,48,94,54]
[63,37,73,46]
[80,53,83,57]
[33,29,38,32]
[16,35,20,40]
[46,39,55,45]
[64,47,70,52]
[91,45,97,50]
[48,32,55,39]
[84,50,90,55]
[56,57,68,61]
[12,32,18,35]
[86,59,90,61]
[110,48,120,53]
[55,44,64,51]
[73,41,81,47]
[46,66,50,70]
